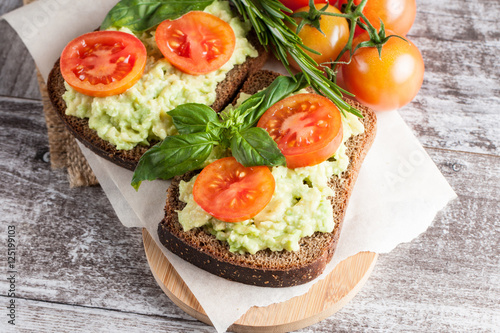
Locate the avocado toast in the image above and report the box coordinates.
[47,0,267,171]
[158,70,377,287]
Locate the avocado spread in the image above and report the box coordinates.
[62,1,258,150]
[177,111,364,254]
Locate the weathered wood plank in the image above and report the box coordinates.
[386,1,500,156]
[0,297,214,332]
[0,0,22,16]
[415,0,500,23]
[411,9,500,45]
[399,35,500,156]
[0,0,40,100]
[0,20,41,100]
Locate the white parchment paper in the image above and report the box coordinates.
[3,2,457,332]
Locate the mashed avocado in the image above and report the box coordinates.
[177,112,364,254]
[62,1,258,150]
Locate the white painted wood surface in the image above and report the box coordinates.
[0,0,499,332]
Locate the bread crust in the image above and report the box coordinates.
[47,32,267,171]
[158,70,377,287]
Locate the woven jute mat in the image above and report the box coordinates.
[25,0,98,187]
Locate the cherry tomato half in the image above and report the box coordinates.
[337,0,416,36]
[279,0,327,11]
[286,4,349,70]
[193,157,275,223]
[155,11,236,75]
[257,93,343,168]
[340,32,424,111]
[60,31,147,97]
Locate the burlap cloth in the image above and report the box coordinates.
[25,0,98,187]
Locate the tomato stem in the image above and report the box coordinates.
[314,0,408,80]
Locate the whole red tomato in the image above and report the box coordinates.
[337,0,416,36]
[340,31,424,111]
[279,0,327,11]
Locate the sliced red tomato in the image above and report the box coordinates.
[60,31,147,97]
[155,11,236,75]
[257,94,343,169]
[193,157,275,223]
[286,4,349,70]
[279,0,327,11]
[340,31,424,111]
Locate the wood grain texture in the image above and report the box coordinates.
[410,2,500,42]
[413,0,500,24]
[0,0,23,16]
[0,0,499,331]
[1,297,214,333]
[399,35,500,155]
[0,20,40,100]
[401,2,500,156]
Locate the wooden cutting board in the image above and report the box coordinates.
[142,229,378,332]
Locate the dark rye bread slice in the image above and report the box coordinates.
[47,32,267,171]
[158,70,377,287]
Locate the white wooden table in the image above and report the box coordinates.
[1,0,499,331]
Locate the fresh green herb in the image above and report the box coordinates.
[230,128,285,167]
[168,104,220,135]
[131,73,308,190]
[131,132,217,190]
[101,0,214,32]
[230,0,362,118]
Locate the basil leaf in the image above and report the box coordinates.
[233,94,264,128]
[230,127,286,167]
[168,103,220,135]
[101,0,214,32]
[239,72,309,130]
[131,132,216,190]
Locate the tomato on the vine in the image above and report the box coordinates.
[286,4,349,70]
[155,11,236,75]
[257,93,343,168]
[193,157,275,223]
[340,31,424,111]
[279,0,327,12]
[60,31,147,97]
[337,0,416,36]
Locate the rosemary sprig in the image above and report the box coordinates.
[230,0,363,118]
